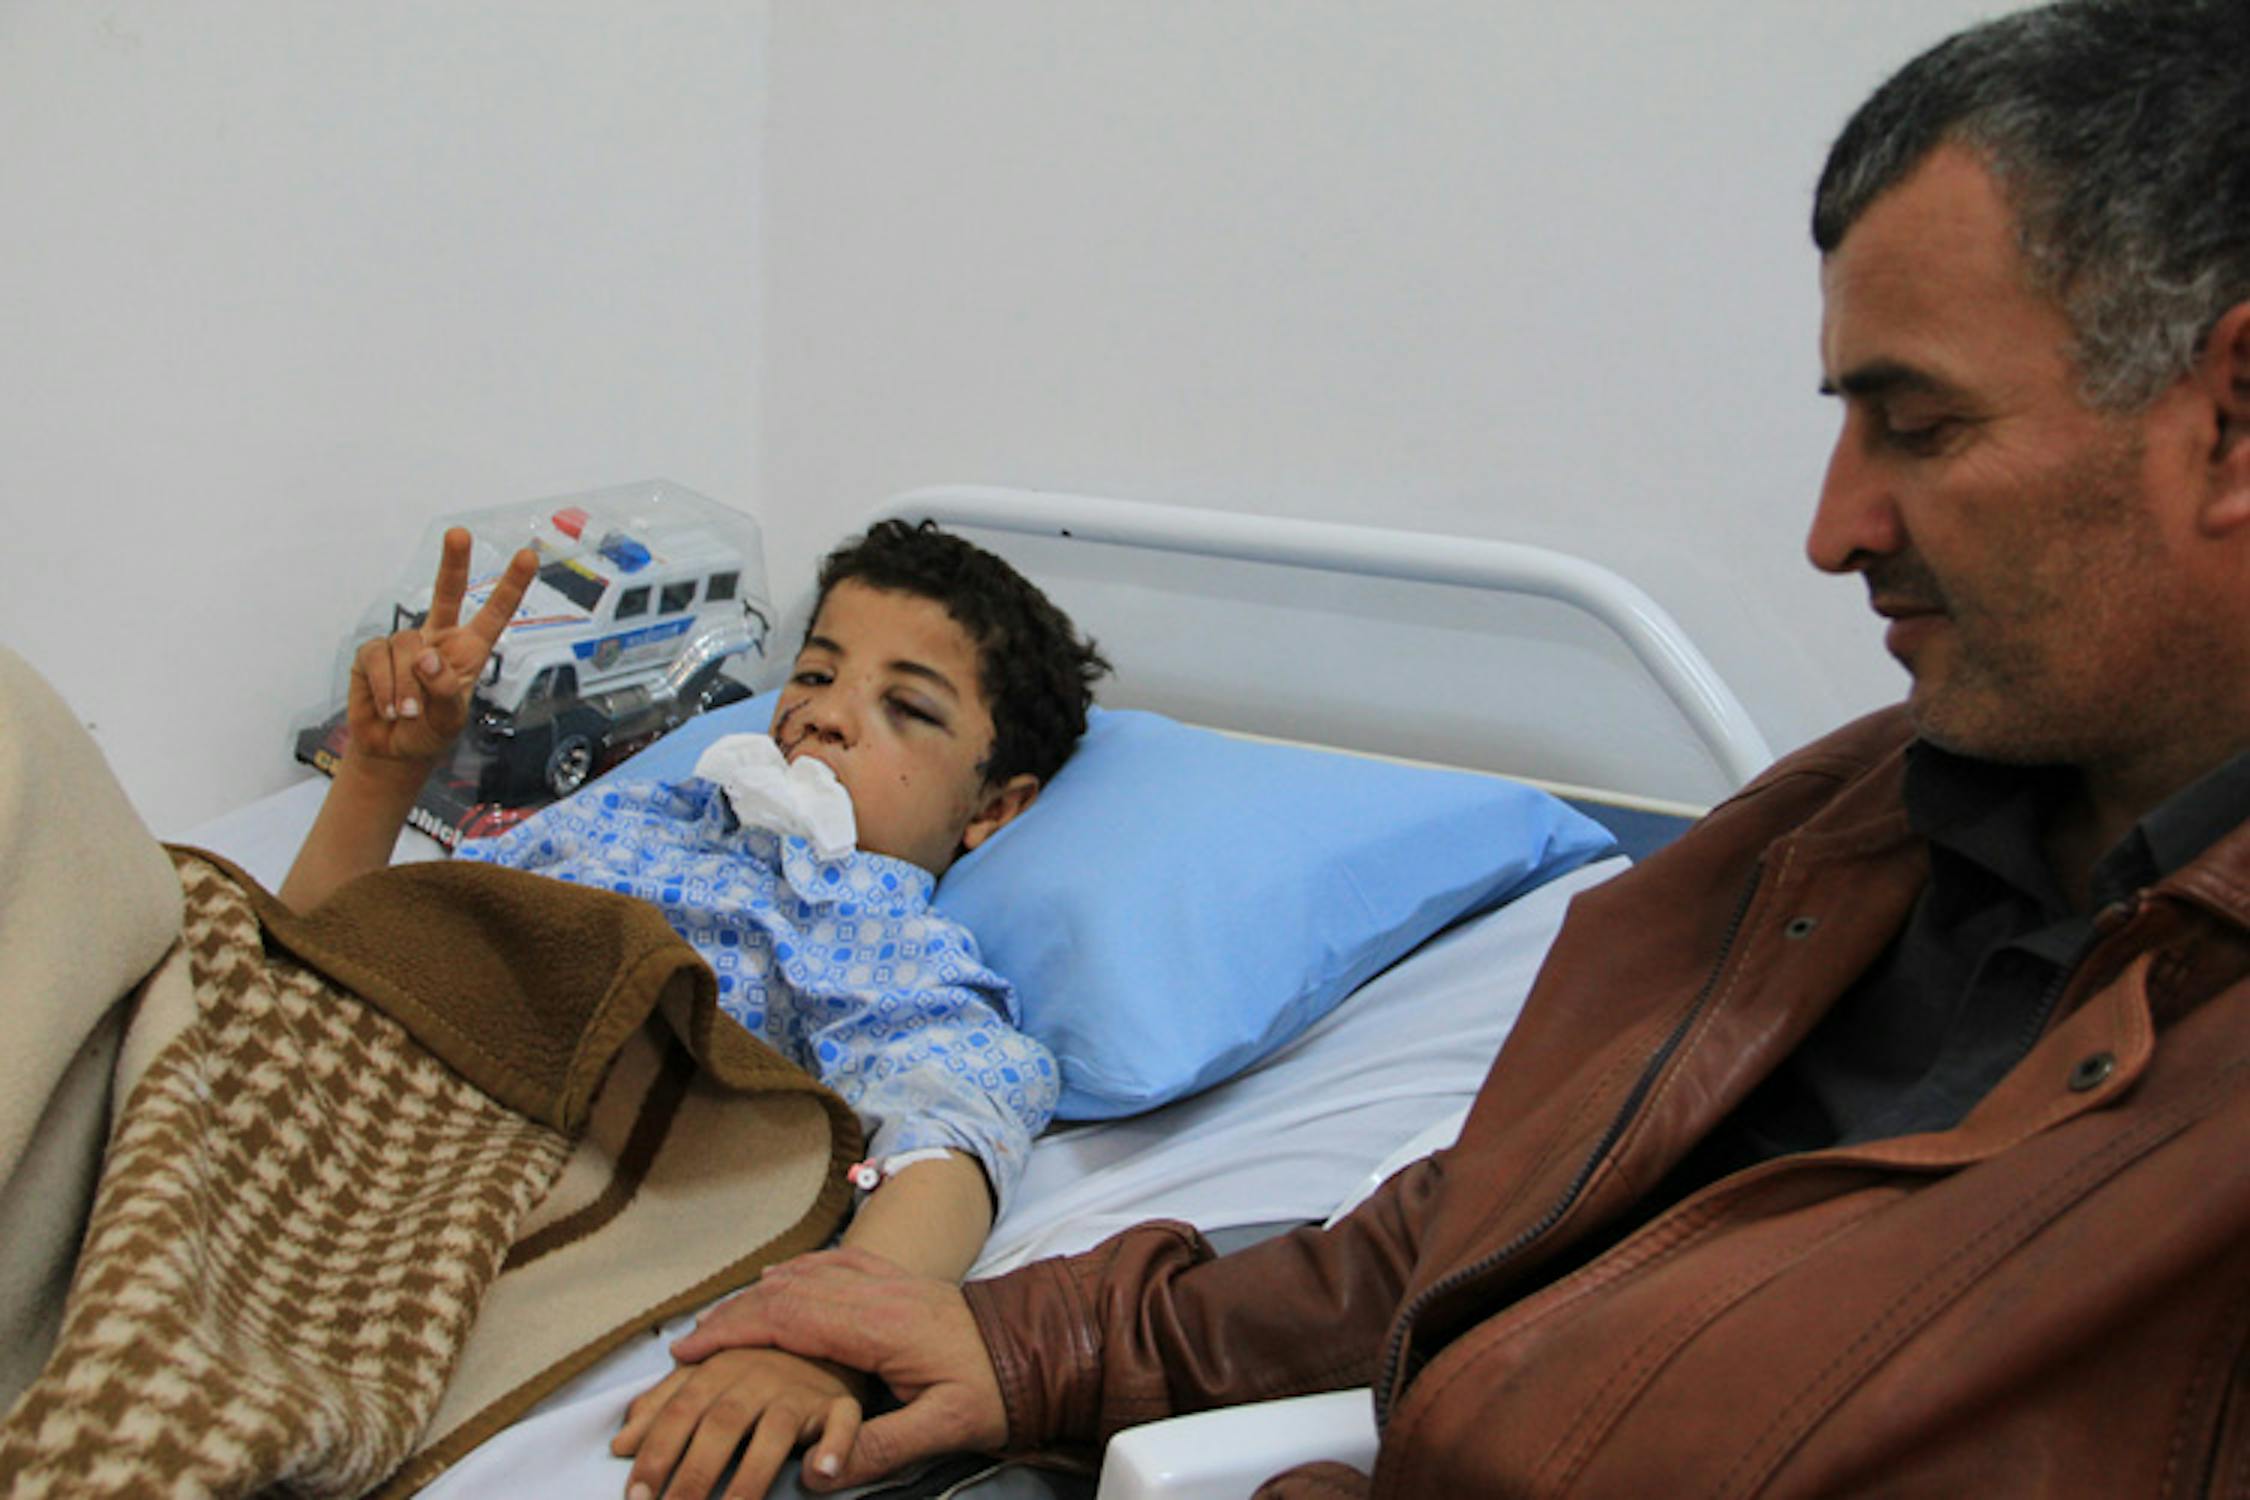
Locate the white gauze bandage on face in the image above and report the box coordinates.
[692,733,858,859]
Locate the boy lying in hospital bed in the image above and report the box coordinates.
[279,517,1109,1500]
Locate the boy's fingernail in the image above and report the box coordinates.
[418,650,442,677]
[400,697,422,719]
[813,1453,841,1477]
[628,1485,652,1500]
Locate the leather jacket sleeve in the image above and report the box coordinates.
[1253,1462,1374,1498]
[962,1147,1446,1450]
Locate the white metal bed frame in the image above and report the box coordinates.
[869,485,1774,790]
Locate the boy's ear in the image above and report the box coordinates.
[960,774,1040,853]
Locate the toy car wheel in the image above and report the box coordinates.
[545,734,595,796]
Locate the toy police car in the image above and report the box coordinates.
[297,481,775,834]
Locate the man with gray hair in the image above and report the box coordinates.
[638,4,2250,1494]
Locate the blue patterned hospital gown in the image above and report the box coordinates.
[459,776,1058,1206]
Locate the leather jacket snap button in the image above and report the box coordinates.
[2068,1052,2117,1092]
[1784,916,1819,940]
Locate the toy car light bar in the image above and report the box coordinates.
[597,532,652,572]
[547,504,653,574]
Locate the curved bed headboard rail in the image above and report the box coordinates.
[868,484,1776,791]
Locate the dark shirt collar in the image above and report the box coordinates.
[1903,744,2074,916]
[1905,741,2250,914]
[2136,752,2250,884]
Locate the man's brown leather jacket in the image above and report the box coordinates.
[965,709,2250,1496]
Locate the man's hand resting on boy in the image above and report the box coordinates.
[621,1153,1005,1493]
[613,1345,875,1500]
[278,527,535,912]
[649,1246,1010,1494]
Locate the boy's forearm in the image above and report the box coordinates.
[838,1151,995,1283]
[276,753,433,913]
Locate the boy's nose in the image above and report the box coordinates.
[798,695,859,746]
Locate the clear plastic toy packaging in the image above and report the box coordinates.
[295,479,775,845]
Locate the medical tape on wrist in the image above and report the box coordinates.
[846,1147,954,1193]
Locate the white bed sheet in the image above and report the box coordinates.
[972,853,1621,1276]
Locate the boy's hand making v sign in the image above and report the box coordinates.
[279,527,537,912]
[346,525,537,763]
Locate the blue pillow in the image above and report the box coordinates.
[594,696,1617,1119]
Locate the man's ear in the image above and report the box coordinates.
[960,774,1040,853]
[2195,301,2250,536]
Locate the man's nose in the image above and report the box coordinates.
[1805,420,1904,575]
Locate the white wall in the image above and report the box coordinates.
[2,1,2007,830]
[756,0,2007,797]
[0,1,767,833]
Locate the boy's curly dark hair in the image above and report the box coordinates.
[811,519,1110,787]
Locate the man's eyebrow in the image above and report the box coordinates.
[1818,360,1959,402]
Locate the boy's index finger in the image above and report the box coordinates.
[464,547,538,649]
[423,527,475,634]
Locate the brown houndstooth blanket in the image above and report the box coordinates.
[0,848,857,1499]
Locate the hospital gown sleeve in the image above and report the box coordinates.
[800,959,1059,1212]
